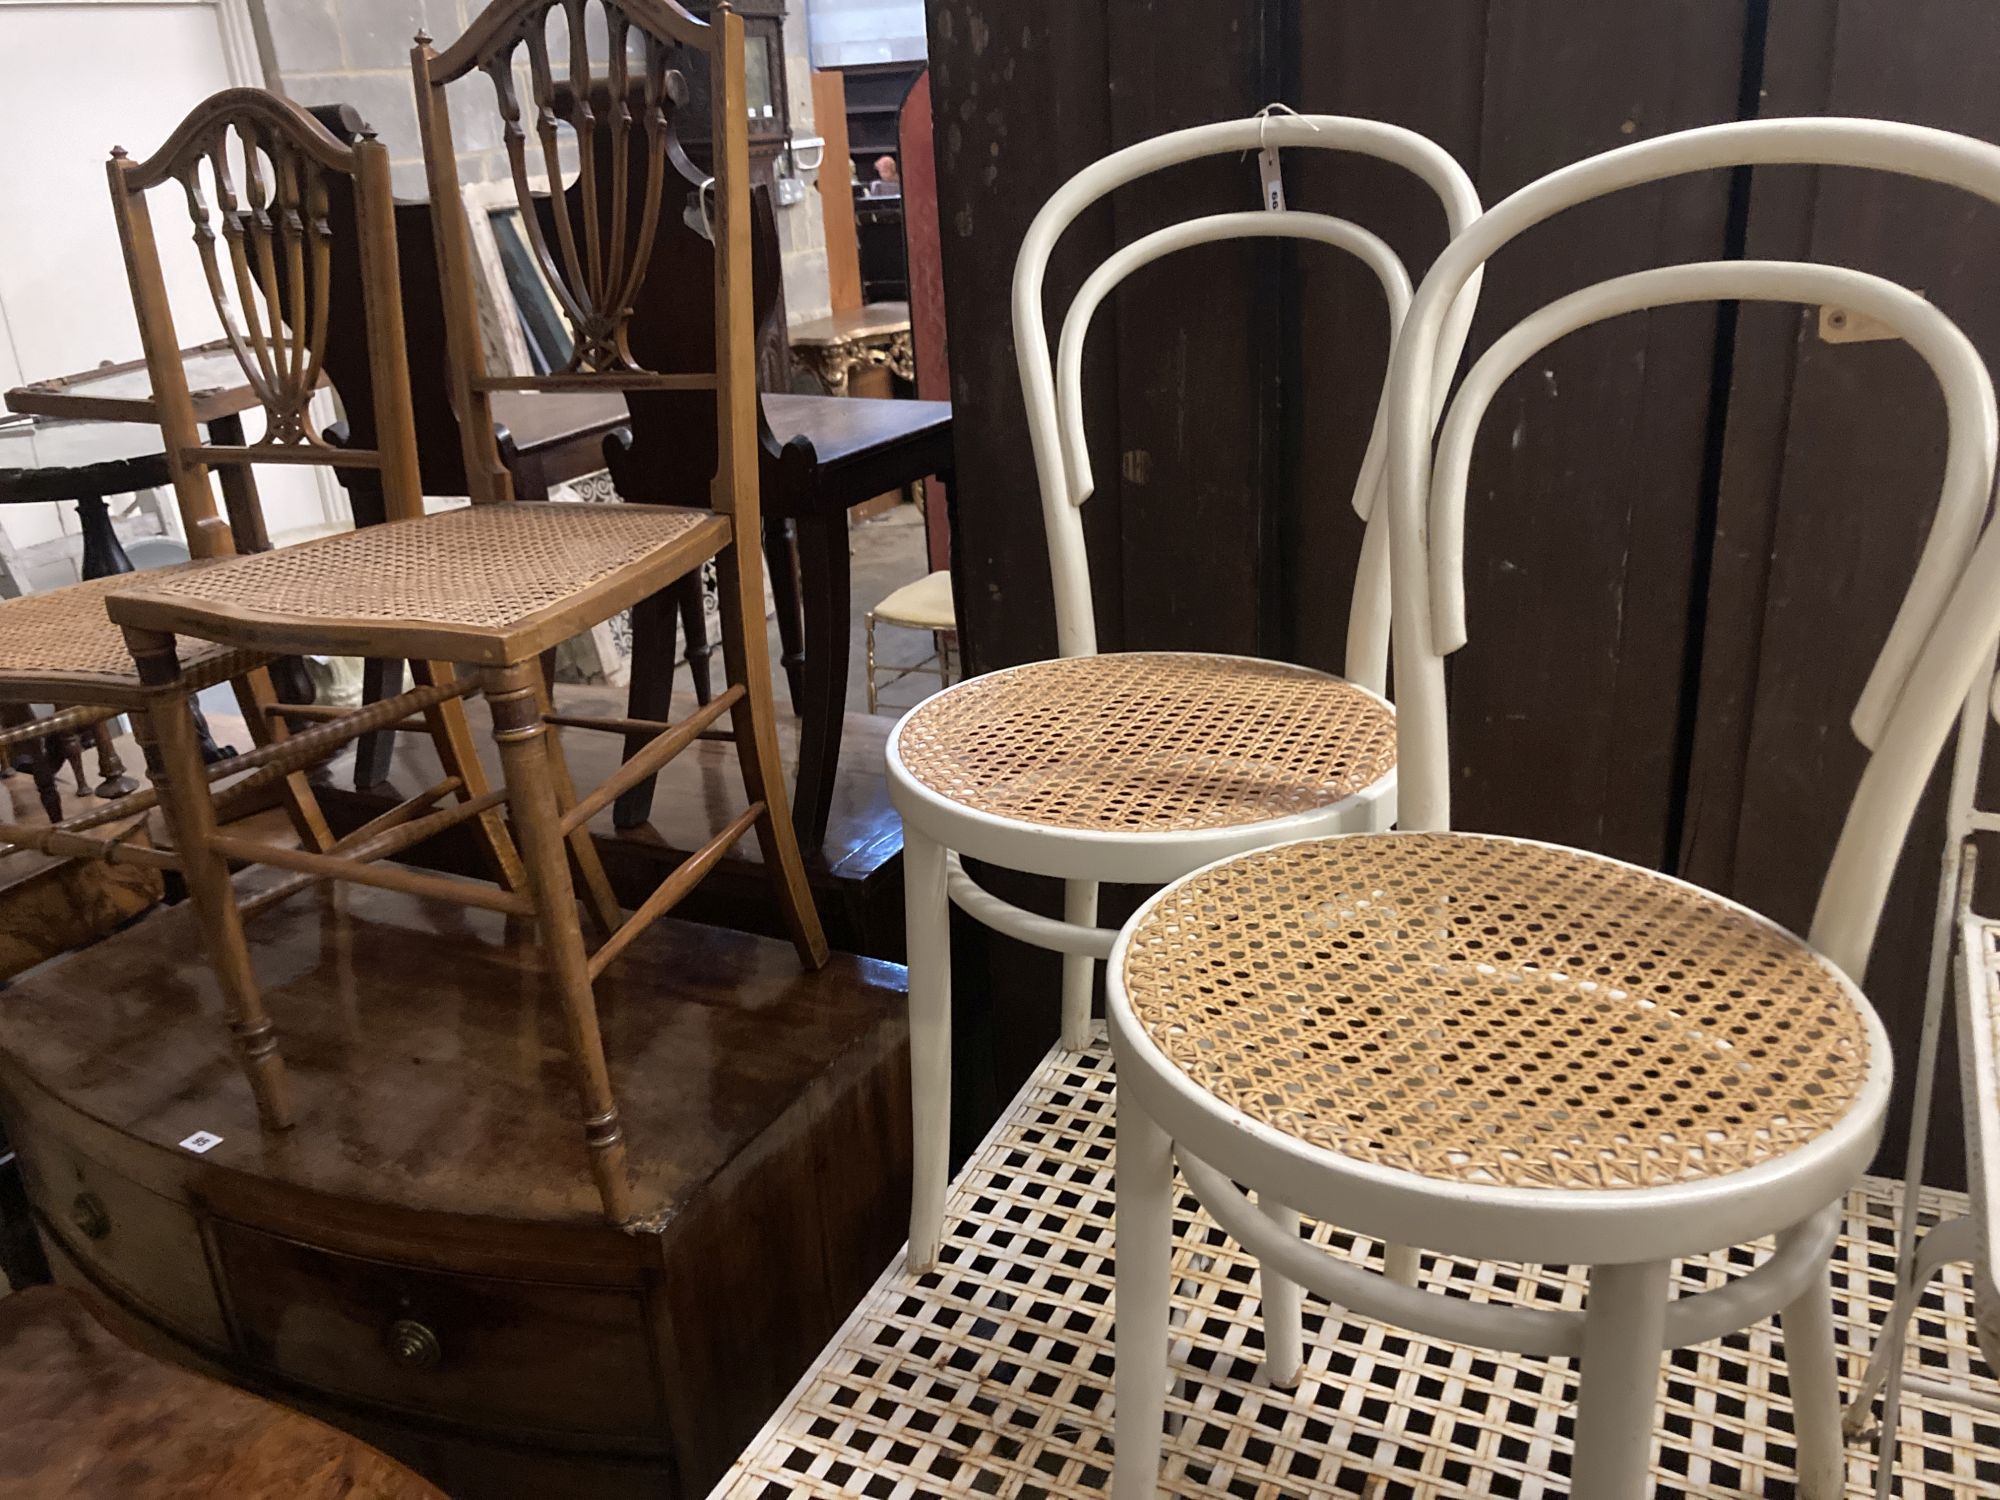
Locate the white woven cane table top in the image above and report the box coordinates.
[895,653,1395,834]
[1119,832,1874,1192]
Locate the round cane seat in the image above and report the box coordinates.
[894,652,1395,834]
[1118,832,1875,1192]
[0,565,252,692]
[108,502,717,633]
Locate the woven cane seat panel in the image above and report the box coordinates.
[897,653,1395,833]
[114,503,716,632]
[1120,832,1873,1191]
[0,566,248,689]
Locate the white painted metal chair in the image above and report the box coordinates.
[1842,554,2000,1489]
[885,112,1483,1273]
[1106,117,2000,1500]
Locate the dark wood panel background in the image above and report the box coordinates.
[927,0,1994,1187]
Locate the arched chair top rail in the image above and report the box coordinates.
[1407,258,2000,983]
[111,89,358,191]
[1428,261,1996,762]
[422,0,711,82]
[1013,112,1482,659]
[1058,210,1410,519]
[1392,116,2000,682]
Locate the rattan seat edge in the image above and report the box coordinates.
[103,505,732,667]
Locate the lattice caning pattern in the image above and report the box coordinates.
[0,567,255,690]
[112,502,718,632]
[1119,832,1873,1191]
[894,654,1396,833]
[721,1043,2000,1500]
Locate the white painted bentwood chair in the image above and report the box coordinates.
[886,112,1482,1272]
[1106,117,2000,1500]
[1842,536,2000,1488]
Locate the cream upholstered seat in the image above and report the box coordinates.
[1121,832,1873,1192]
[871,568,956,632]
[897,652,1394,835]
[106,503,729,666]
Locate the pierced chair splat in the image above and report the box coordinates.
[1108,118,2000,1500]
[886,111,1484,1274]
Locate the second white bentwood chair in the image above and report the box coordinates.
[1107,117,2000,1499]
[886,112,1482,1272]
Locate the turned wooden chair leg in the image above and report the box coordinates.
[676,572,717,706]
[56,728,89,800]
[6,709,63,823]
[485,659,634,1225]
[126,631,292,1130]
[410,659,526,892]
[530,671,621,937]
[230,666,336,854]
[714,535,828,968]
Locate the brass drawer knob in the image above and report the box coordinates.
[383,1318,441,1371]
[69,1192,110,1241]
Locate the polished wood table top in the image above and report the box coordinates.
[0,1286,447,1498]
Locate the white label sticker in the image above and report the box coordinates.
[179,1130,224,1154]
[1258,144,1285,212]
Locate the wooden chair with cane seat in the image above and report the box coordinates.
[103,56,825,1228]
[1104,119,2000,1500]
[885,112,1484,1273]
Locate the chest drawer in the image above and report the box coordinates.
[10,1128,226,1346]
[210,1221,663,1440]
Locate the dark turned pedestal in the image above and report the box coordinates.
[0,883,910,1499]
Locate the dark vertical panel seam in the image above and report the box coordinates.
[1270,0,1303,659]
[1663,0,1774,873]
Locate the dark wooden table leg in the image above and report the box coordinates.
[88,720,138,799]
[613,589,678,830]
[675,574,715,706]
[339,468,398,789]
[0,1120,52,1290]
[1,704,62,821]
[791,509,851,851]
[764,517,806,713]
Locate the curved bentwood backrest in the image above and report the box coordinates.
[107,89,425,554]
[415,0,757,512]
[1388,117,2000,981]
[1012,114,1482,680]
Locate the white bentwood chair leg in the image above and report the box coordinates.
[905,825,952,1273]
[1113,1094,1174,1499]
[1778,1234,1847,1500]
[1061,878,1100,1049]
[1383,1241,1421,1286]
[1570,1258,1669,1499]
[1256,1194,1304,1387]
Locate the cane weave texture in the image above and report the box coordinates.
[108,502,717,633]
[1120,832,1873,1192]
[895,653,1395,833]
[721,1042,2000,1499]
[0,566,256,694]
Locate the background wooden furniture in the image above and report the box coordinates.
[0,887,908,1498]
[926,0,2000,1193]
[0,1285,448,1497]
[789,301,914,395]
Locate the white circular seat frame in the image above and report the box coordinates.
[886,113,1484,1273]
[1107,117,2000,1500]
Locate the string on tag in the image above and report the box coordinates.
[1248,103,1317,212]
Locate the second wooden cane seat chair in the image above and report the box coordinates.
[887,112,1482,1272]
[104,31,824,1229]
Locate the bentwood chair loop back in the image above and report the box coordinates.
[1106,118,2000,1500]
[102,66,826,1228]
[885,113,1483,1274]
